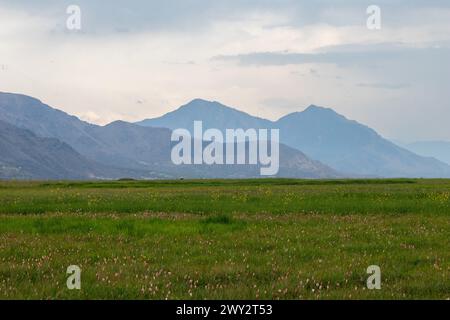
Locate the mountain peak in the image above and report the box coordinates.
[137,98,272,131]
[105,120,130,127]
[187,98,212,104]
[183,98,225,109]
[277,104,342,123]
[303,104,336,114]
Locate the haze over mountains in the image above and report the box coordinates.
[138,99,450,178]
[402,141,450,166]
[1,92,449,179]
[0,92,338,180]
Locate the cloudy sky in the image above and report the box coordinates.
[0,0,449,141]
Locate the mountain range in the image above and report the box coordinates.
[138,99,450,178]
[0,92,338,179]
[1,92,449,179]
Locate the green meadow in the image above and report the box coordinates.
[0,179,448,299]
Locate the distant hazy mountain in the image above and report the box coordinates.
[0,92,174,173]
[137,98,273,133]
[403,141,450,165]
[0,120,155,180]
[137,99,450,178]
[276,106,450,177]
[0,92,338,179]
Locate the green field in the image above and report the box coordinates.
[0,179,448,299]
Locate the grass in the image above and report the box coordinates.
[0,178,448,299]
